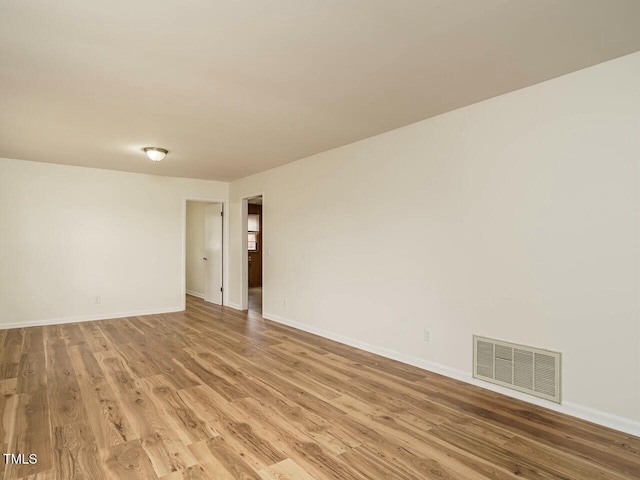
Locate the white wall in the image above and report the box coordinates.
[186,201,206,297]
[229,52,640,434]
[0,158,228,326]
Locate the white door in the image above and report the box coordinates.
[204,203,223,305]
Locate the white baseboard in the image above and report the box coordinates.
[186,290,205,299]
[0,306,184,330]
[225,302,243,311]
[263,311,640,437]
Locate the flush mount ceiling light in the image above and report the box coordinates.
[143,147,168,162]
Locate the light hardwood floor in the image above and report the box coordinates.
[248,287,262,315]
[1,295,639,479]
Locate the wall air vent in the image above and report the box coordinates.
[473,336,561,403]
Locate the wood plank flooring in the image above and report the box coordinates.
[1,295,639,479]
[248,287,262,315]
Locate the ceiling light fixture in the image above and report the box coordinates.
[143,147,168,162]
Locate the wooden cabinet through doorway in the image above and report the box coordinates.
[248,204,262,287]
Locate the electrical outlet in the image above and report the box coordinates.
[94,296,101,305]
[423,328,431,342]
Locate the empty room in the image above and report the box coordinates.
[1,1,639,479]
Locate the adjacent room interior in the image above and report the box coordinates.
[1,1,639,479]
[247,196,263,316]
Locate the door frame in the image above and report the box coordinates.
[240,192,264,311]
[182,197,228,310]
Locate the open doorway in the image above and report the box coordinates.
[247,195,262,314]
[185,200,223,305]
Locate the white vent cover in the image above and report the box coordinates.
[473,336,561,403]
